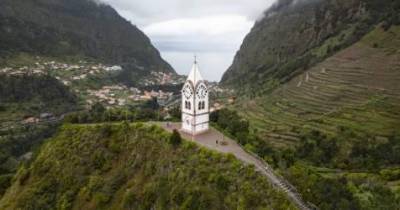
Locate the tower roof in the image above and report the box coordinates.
[186,57,204,86]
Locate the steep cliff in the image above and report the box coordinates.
[221,0,400,94]
[0,0,175,84]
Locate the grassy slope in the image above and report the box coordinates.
[229,25,400,209]
[0,123,295,210]
[0,74,79,196]
[236,25,400,148]
[221,0,373,92]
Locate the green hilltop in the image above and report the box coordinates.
[0,123,295,210]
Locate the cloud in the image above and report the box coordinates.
[144,15,252,37]
[99,0,276,81]
[143,15,253,52]
[101,0,274,26]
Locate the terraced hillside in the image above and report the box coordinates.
[221,0,400,94]
[237,25,400,148]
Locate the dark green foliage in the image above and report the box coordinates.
[0,73,77,195]
[285,165,361,210]
[0,174,12,196]
[63,103,163,124]
[296,130,339,166]
[210,109,249,138]
[169,106,181,121]
[287,163,400,210]
[90,102,106,115]
[221,0,399,94]
[0,124,295,210]
[169,129,182,147]
[295,129,400,170]
[0,124,60,175]
[0,74,77,115]
[380,168,400,181]
[213,107,400,208]
[142,97,160,110]
[364,0,400,26]
[219,0,400,208]
[211,109,276,162]
[0,0,174,82]
[349,134,400,169]
[141,83,184,95]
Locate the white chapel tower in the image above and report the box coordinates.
[181,58,209,135]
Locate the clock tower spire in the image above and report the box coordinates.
[181,58,209,135]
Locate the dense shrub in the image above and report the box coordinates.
[286,164,360,210]
[0,174,12,196]
[169,129,182,147]
[63,103,162,124]
[210,109,249,139]
[0,124,295,210]
[0,74,77,114]
[0,123,59,176]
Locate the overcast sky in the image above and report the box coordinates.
[101,0,276,81]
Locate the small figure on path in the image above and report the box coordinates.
[216,140,219,145]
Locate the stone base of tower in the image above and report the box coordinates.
[181,124,209,136]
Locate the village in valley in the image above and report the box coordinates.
[0,56,233,124]
[0,57,182,106]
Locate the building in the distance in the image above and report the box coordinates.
[181,58,209,135]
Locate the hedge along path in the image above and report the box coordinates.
[158,122,316,210]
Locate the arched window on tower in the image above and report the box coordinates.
[185,101,191,110]
[198,102,202,110]
[188,102,191,110]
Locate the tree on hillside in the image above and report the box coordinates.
[169,129,182,147]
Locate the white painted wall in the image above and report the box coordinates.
[181,69,209,135]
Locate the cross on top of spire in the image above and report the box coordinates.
[187,55,203,86]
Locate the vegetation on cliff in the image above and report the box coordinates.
[0,74,77,117]
[0,74,78,197]
[221,0,400,94]
[0,123,295,210]
[212,108,400,209]
[0,0,175,86]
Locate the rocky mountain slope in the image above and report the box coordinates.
[220,0,400,154]
[0,123,295,210]
[221,0,400,94]
[219,0,400,209]
[0,0,175,85]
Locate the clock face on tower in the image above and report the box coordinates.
[196,83,208,99]
[182,84,193,99]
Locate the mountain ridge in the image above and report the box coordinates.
[221,0,400,94]
[217,0,400,209]
[0,0,175,85]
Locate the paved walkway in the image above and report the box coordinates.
[159,122,315,210]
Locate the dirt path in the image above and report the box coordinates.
[159,122,315,210]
